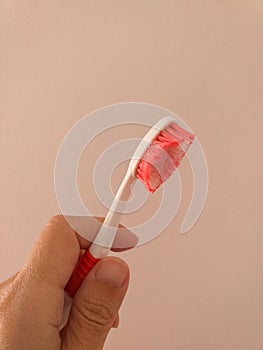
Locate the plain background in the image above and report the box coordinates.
[1,1,263,349]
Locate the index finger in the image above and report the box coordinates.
[22,215,137,290]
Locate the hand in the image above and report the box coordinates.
[0,216,136,350]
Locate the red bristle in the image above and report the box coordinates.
[136,122,194,192]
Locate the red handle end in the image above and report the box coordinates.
[65,250,100,297]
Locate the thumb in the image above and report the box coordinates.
[62,257,130,350]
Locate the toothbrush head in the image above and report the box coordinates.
[135,119,195,193]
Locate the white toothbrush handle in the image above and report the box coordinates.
[65,174,134,297]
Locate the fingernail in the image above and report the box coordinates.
[95,258,128,287]
[112,314,120,328]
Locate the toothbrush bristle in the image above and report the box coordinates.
[135,122,195,193]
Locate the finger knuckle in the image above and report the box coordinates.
[76,296,115,332]
[48,215,67,227]
[43,215,67,237]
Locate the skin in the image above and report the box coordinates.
[0,215,137,350]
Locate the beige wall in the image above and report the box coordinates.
[1,1,263,349]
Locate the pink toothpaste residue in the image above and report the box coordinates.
[136,122,195,193]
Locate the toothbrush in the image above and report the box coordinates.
[65,116,195,297]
